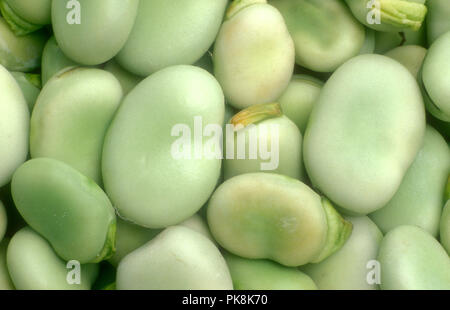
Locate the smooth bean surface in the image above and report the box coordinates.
[11,158,116,264]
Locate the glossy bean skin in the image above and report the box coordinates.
[304,54,425,215]
[270,0,365,72]
[378,225,450,290]
[0,0,51,35]
[277,75,323,134]
[30,67,123,184]
[0,238,14,290]
[0,18,47,72]
[370,126,450,236]
[10,72,41,111]
[224,103,304,181]
[7,227,99,290]
[117,0,228,77]
[213,0,295,109]
[52,0,139,65]
[426,0,450,44]
[440,200,450,254]
[224,252,317,290]
[421,30,450,121]
[207,173,352,267]
[345,0,427,32]
[301,216,383,290]
[11,158,117,264]
[103,65,224,228]
[0,65,29,187]
[116,226,233,290]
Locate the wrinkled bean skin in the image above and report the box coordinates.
[52,0,139,65]
[0,0,51,35]
[370,126,450,236]
[11,158,117,264]
[378,225,450,290]
[224,252,317,290]
[270,0,365,72]
[103,65,224,228]
[117,0,228,77]
[116,226,233,290]
[213,0,295,109]
[0,65,29,187]
[7,227,99,290]
[301,216,383,290]
[207,173,352,267]
[304,54,425,215]
[30,67,123,184]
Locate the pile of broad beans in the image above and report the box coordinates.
[0,0,449,290]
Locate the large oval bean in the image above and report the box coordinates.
[207,173,352,267]
[378,225,450,290]
[103,65,224,228]
[117,0,228,76]
[11,158,117,263]
[30,67,123,184]
[370,126,450,236]
[304,54,425,215]
[301,216,383,290]
[270,0,365,72]
[116,226,233,290]
[213,0,295,109]
[7,227,99,290]
[52,0,139,65]
[0,65,29,187]
[224,252,317,290]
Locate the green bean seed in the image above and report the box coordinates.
[378,225,450,290]
[7,227,99,290]
[11,158,117,264]
[116,226,233,290]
